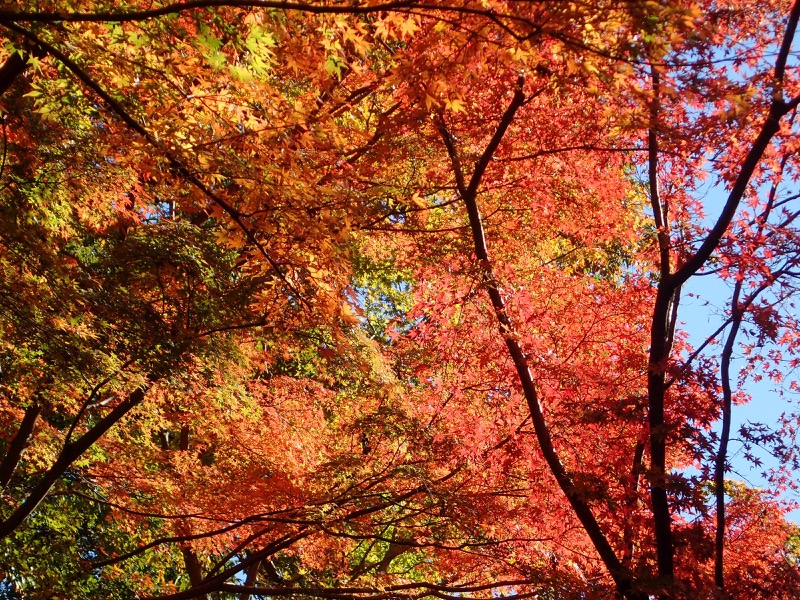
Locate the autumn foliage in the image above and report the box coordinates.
[0,1,800,599]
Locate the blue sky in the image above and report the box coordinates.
[678,209,800,522]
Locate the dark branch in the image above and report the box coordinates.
[0,387,146,539]
[438,78,643,600]
[0,404,41,488]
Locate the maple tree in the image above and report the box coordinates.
[1,0,800,599]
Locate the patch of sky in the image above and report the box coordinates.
[664,169,800,521]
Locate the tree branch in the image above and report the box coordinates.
[0,404,41,488]
[714,281,742,594]
[0,50,27,97]
[0,386,147,539]
[438,78,643,600]
[0,1,537,29]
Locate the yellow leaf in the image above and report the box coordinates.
[424,94,439,110]
[445,97,466,113]
[399,17,419,39]
[410,191,426,209]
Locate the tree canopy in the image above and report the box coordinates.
[1,1,800,598]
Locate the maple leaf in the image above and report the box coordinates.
[399,16,420,40]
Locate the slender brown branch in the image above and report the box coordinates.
[711,129,794,592]
[496,145,652,163]
[208,581,548,600]
[0,404,41,488]
[438,78,642,600]
[189,579,535,599]
[173,469,464,599]
[714,281,742,594]
[435,116,467,197]
[0,50,27,97]
[622,440,645,568]
[465,75,526,199]
[0,1,540,29]
[91,515,269,569]
[0,386,147,539]
[151,531,312,600]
